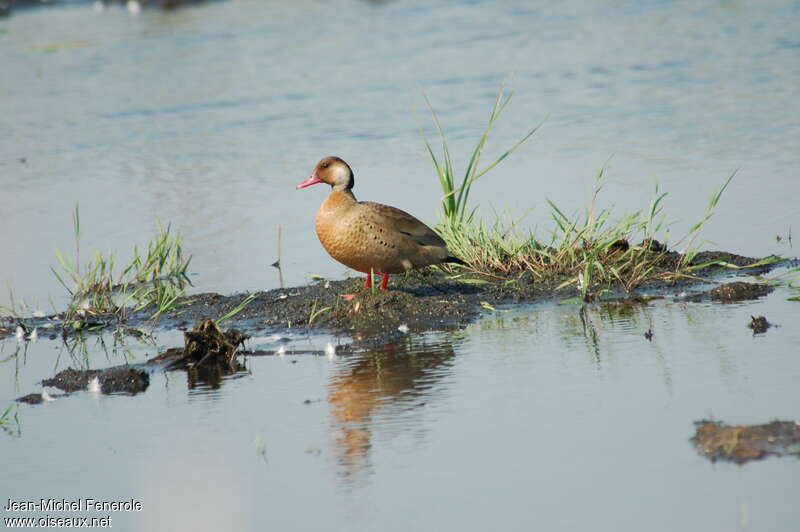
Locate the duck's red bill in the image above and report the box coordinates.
[296,174,322,189]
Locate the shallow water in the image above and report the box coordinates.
[3,285,799,530]
[1,0,799,530]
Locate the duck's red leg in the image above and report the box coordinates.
[364,271,373,290]
[380,273,389,290]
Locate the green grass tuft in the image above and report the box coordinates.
[422,85,541,228]
[424,91,764,296]
[218,294,257,324]
[52,205,192,325]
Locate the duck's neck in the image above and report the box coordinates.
[316,189,357,241]
[326,188,357,206]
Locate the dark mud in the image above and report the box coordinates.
[748,315,773,334]
[16,319,249,404]
[41,366,150,394]
[709,281,774,302]
[139,272,493,340]
[15,392,66,404]
[16,393,45,405]
[0,251,787,347]
[135,251,778,340]
[692,420,800,463]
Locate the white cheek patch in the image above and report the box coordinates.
[401,259,413,270]
[335,167,349,185]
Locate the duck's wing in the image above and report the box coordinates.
[358,201,446,248]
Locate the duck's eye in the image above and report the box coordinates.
[322,162,330,169]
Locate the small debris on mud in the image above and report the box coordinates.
[184,319,246,367]
[18,319,248,403]
[641,238,666,252]
[609,239,630,252]
[15,392,62,404]
[692,420,800,463]
[709,282,773,302]
[40,367,150,394]
[146,319,249,389]
[16,393,44,405]
[748,315,772,334]
[148,319,247,368]
[95,367,150,394]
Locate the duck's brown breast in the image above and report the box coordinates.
[314,192,404,274]
[314,190,453,275]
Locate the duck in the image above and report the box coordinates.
[297,156,465,291]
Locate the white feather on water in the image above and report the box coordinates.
[88,377,101,393]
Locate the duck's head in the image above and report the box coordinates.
[297,156,354,192]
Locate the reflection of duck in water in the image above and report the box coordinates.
[327,337,455,479]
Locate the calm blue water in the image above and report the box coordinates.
[2,0,798,308]
[1,1,798,530]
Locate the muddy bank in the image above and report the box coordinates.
[42,366,149,394]
[125,269,542,348]
[709,281,773,302]
[133,251,778,338]
[692,420,800,463]
[16,319,249,404]
[0,251,786,345]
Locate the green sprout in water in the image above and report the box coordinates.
[0,403,15,424]
[0,403,20,438]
